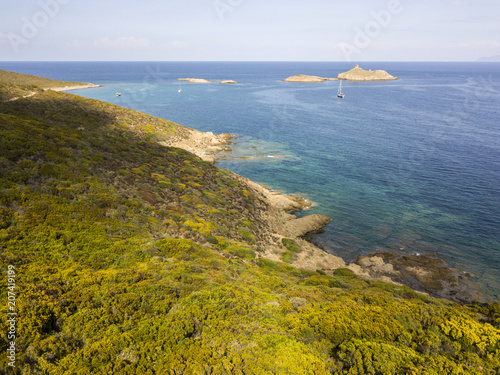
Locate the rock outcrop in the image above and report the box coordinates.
[281,214,332,238]
[337,64,398,81]
[162,131,236,163]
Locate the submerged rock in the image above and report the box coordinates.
[355,252,485,303]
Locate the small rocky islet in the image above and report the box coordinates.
[177,64,397,85]
[283,64,398,82]
[177,78,239,84]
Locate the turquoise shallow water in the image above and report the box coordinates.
[2,61,499,300]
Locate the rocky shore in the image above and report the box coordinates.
[354,252,484,303]
[161,130,235,163]
[164,125,486,303]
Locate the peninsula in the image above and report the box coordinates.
[0,69,100,90]
[1,70,498,375]
[337,64,398,81]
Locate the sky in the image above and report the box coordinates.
[0,0,499,61]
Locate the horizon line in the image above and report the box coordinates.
[1,60,497,63]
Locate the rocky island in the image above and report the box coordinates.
[177,78,212,83]
[177,78,239,84]
[283,65,397,82]
[337,64,398,81]
[283,74,337,83]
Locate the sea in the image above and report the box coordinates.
[2,61,499,301]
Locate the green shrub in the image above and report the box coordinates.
[238,228,255,244]
[282,238,302,253]
[154,238,193,257]
[206,235,219,245]
[282,251,293,264]
[257,258,277,270]
[333,268,357,278]
[228,246,256,261]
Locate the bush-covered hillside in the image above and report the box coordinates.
[0,70,95,90]
[0,80,499,374]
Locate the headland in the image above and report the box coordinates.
[2,69,498,374]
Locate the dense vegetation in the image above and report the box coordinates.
[1,80,499,374]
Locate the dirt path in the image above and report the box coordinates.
[6,91,37,102]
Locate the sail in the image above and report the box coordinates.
[337,79,345,98]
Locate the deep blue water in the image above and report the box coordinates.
[2,61,499,300]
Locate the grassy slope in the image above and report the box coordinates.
[0,80,499,374]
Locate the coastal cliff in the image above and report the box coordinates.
[1,72,498,375]
[337,64,398,81]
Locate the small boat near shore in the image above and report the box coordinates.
[337,80,345,98]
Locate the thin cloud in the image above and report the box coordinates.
[0,32,9,46]
[159,40,189,51]
[168,40,188,49]
[458,40,500,48]
[442,0,466,5]
[67,39,82,48]
[94,37,152,49]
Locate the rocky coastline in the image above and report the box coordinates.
[161,119,486,303]
[31,74,486,305]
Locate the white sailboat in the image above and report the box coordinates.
[337,79,345,98]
